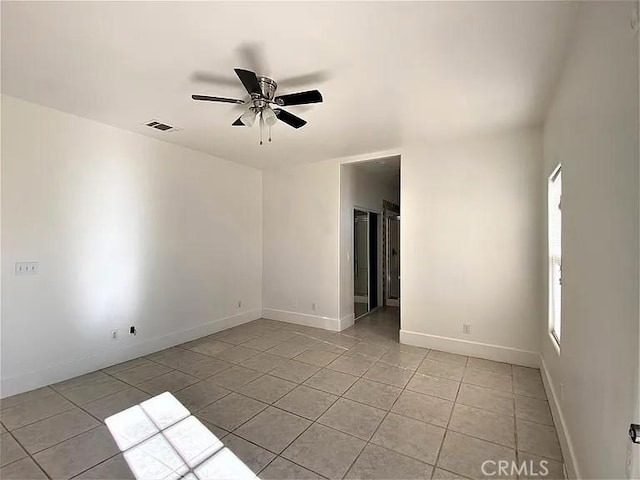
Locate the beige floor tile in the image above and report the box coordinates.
[237,375,297,404]
[448,404,515,448]
[271,360,321,383]
[1,432,27,467]
[427,350,468,366]
[516,418,563,461]
[215,330,259,345]
[274,386,338,420]
[345,443,433,480]
[282,423,365,479]
[112,362,171,385]
[437,431,516,479]
[348,342,391,359]
[513,375,547,399]
[318,398,385,441]
[52,372,110,392]
[326,354,375,376]
[198,392,267,430]
[463,368,513,393]
[0,423,5,434]
[304,369,358,395]
[260,456,324,479]
[515,396,553,425]
[363,362,414,388]
[417,359,465,381]
[379,350,424,370]
[517,452,565,479]
[82,387,150,421]
[208,365,263,390]
[58,376,130,405]
[240,352,288,374]
[432,467,470,479]
[1,388,57,411]
[172,379,231,411]
[73,454,135,479]
[386,343,429,358]
[391,390,453,428]
[456,383,514,417]
[344,378,402,410]
[137,370,199,395]
[175,357,233,379]
[266,342,310,359]
[293,348,341,367]
[406,373,460,401]
[146,347,208,368]
[186,339,234,357]
[212,345,262,364]
[371,413,445,465]
[0,457,48,480]
[235,406,311,453]
[467,357,512,376]
[12,408,99,454]
[223,433,276,474]
[33,426,119,479]
[241,336,285,352]
[102,358,151,375]
[1,392,75,430]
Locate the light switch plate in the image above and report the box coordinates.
[15,262,39,275]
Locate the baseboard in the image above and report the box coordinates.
[540,356,580,479]
[0,308,262,398]
[262,308,340,332]
[399,329,540,367]
[339,313,355,332]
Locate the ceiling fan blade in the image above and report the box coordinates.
[232,117,245,126]
[234,68,262,96]
[274,90,323,107]
[192,94,244,104]
[274,109,307,129]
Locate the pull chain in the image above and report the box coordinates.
[259,113,263,146]
[268,125,272,143]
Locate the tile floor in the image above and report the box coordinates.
[0,307,564,479]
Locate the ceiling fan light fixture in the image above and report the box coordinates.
[262,107,278,127]
[240,109,257,127]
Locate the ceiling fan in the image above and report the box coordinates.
[192,68,323,144]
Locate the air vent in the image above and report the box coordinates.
[144,120,179,132]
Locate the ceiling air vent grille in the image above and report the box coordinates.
[144,120,178,132]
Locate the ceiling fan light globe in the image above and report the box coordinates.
[263,108,278,127]
[240,109,256,127]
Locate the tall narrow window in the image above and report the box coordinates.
[549,165,562,345]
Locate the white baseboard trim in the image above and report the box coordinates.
[399,330,540,367]
[540,356,580,479]
[339,313,355,332]
[262,308,340,332]
[0,309,262,398]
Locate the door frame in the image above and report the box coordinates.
[353,205,383,319]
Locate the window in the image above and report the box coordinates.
[548,165,562,345]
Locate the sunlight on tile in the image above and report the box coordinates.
[105,392,257,479]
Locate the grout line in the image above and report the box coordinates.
[2,428,53,479]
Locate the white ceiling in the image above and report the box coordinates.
[1,1,576,169]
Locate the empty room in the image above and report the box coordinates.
[1,2,639,479]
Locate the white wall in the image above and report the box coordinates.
[339,163,400,323]
[540,2,639,478]
[262,160,341,330]
[1,95,263,397]
[400,128,543,366]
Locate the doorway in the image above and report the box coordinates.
[386,212,400,306]
[353,209,379,319]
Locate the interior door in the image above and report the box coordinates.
[388,215,400,300]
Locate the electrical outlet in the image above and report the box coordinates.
[15,262,39,275]
[130,326,136,336]
[463,324,471,334]
[111,329,118,340]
